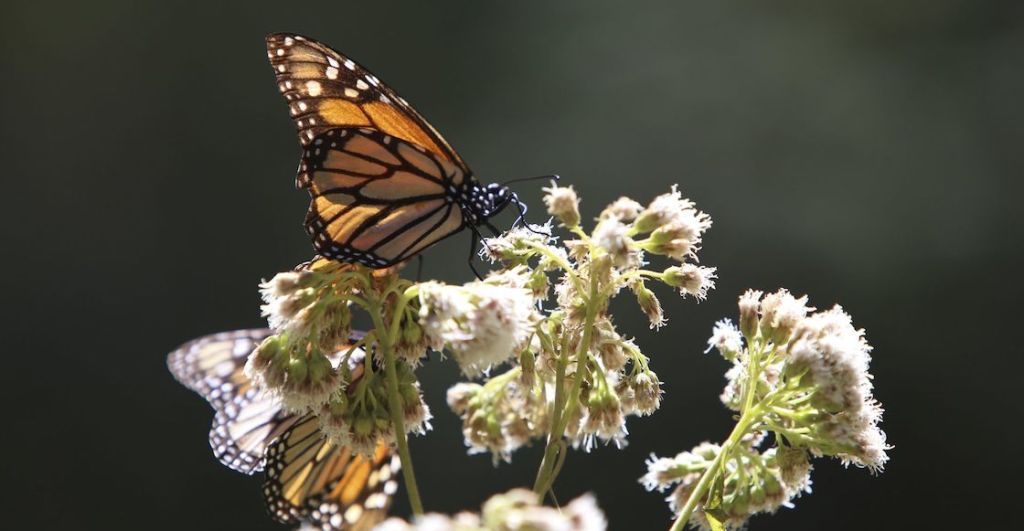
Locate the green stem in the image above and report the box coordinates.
[532,346,567,492]
[669,340,768,530]
[533,269,600,498]
[669,405,761,531]
[371,304,424,515]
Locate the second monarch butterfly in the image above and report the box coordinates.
[167,329,399,530]
[266,33,537,270]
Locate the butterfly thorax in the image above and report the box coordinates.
[454,181,510,226]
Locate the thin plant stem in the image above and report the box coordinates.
[371,302,425,515]
[668,409,758,531]
[669,341,769,531]
[533,268,600,498]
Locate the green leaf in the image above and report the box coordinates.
[705,511,727,531]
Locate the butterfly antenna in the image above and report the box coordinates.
[501,173,560,187]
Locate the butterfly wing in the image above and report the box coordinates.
[167,329,269,408]
[168,329,296,474]
[302,128,469,267]
[263,414,399,530]
[266,33,470,187]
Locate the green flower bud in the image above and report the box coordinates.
[306,352,333,384]
[286,356,308,383]
[353,415,375,436]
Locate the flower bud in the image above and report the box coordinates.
[286,356,308,383]
[662,264,717,300]
[705,319,743,360]
[592,216,635,267]
[446,382,481,414]
[737,289,763,339]
[600,196,643,221]
[631,372,663,415]
[642,223,694,260]
[631,281,665,329]
[542,182,581,227]
[759,289,811,345]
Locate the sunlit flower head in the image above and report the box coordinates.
[662,264,717,300]
[419,281,539,377]
[705,319,743,360]
[377,489,607,530]
[600,196,644,222]
[592,215,636,268]
[481,222,555,263]
[634,185,710,237]
[759,289,812,345]
[543,181,581,228]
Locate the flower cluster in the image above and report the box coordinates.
[722,289,889,472]
[642,440,811,530]
[645,289,888,529]
[442,185,714,474]
[244,261,431,455]
[375,488,606,531]
[220,176,888,529]
[418,277,540,377]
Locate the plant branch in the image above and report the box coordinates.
[371,301,424,515]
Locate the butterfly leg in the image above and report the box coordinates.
[416,255,425,282]
[467,232,484,280]
[509,194,551,237]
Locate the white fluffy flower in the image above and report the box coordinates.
[663,264,717,300]
[634,185,711,235]
[784,305,889,472]
[481,222,555,263]
[376,489,606,531]
[759,289,812,344]
[542,181,581,227]
[705,319,743,359]
[592,215,636,267]
[419,281,539,377]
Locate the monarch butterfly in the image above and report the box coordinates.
[167,329,398,530]
[266,33,534,270]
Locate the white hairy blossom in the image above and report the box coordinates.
[481,222,555,263]
[705,319,743,359]
[376,489,606,530]
[600,196,644,221]
[664,264,717,300]
[542,181,581,227]
[591,215,636,267]
[419,281,539,377]
[759,289,812,344]
[784,305,889,472]
[635,185,711,236]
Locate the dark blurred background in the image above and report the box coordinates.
[4,0,1022,529]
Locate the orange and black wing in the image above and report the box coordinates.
[301,128,469,267]
[263,414,399,530]
[266,32,470,187]
[167,329,298,474]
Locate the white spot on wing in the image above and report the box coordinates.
[356,79,369,90]
[326,66,339,80]
[306,80,322,97]
[344,88,359,98]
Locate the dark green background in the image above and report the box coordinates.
[5,0,1021,529]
